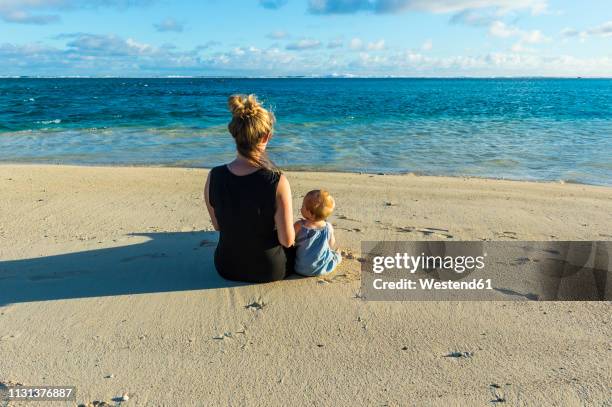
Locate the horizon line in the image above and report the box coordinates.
[1,75,611,79]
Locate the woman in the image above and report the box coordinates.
[204,94,295,283]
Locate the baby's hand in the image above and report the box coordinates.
[294,220,303,235]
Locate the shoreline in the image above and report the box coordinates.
[1,162,610,189]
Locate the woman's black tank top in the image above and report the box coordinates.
[208,165,290,283]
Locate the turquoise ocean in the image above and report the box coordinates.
[1,78,610,185]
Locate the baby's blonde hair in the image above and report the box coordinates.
[227,94,277,172]
[303,189,335,221]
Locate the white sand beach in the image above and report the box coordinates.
[1,164,611,406]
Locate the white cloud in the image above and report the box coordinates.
[347,49,612,77]
[0,9,59,24]
[327,38,343,49]
[587,20,612,38]
[561,27,580,38]
[1,29,611,78]
[0,33,212,76]
[559,21,612,42]
[125,38,153,53]
[285,39,322,50]
[0,0,152,24]
[334,37,386,51]
[489,21,518,38]
[489,21,548,52]
[404,51,425,63]
[195,41,220,51]
[421,39,433,51]
[267,30,289,40]
[367,39,385,50]
[349,38,364,50]
[510,42,529,53]
[450,9,496,26]
[521,29,545,44]
[154,18,184,33]
[309,0,547,15]
[353,51,389,67]
[63,33,156,56]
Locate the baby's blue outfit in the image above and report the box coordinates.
[295,220,341,276]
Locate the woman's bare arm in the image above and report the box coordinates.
[275,174,295,247]
[204,172,220,231]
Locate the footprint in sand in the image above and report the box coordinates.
[493,287,539,301]
[78,401,114,407]
[336,272,359,283]
[395,226,453,239]
[0,380,24,387]
[213,332,233,340]
[0,305,14,316]
[496,231,518,240]
[417,227,453,239]
[444,351,474,358]
[199,239,216,247]
[337,227,362,233]
[489,384,508,404]
[317,267,360,285]
[336,214,359,222]
[510,257,540,266]
[0,331,22,341]
[245,300,266,311]
[395,226,415,233]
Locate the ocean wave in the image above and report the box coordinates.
[37,119,62,125]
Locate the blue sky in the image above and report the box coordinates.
[0,0,610,77]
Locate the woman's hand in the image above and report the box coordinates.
[275,174,295,247]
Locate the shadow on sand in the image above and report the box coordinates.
[0,231,245,306]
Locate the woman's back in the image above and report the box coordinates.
[208,165,289,282]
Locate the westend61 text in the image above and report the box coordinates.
[372,278,493,290]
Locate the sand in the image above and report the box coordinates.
[0,164,610,406]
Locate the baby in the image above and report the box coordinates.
[294,189,342,276]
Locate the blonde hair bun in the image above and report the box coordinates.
[228,94,263,119]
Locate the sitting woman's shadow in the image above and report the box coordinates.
[0,231,245,306]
